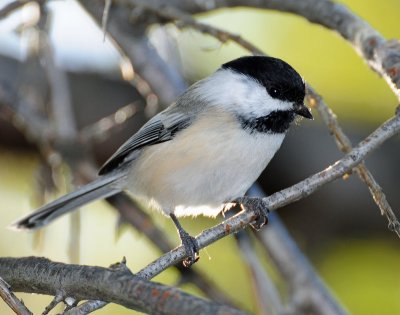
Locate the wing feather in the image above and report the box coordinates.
[98,111,191,175]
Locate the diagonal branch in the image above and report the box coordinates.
[306,87,400,236]
[0,277,32,315]
[138,113,400,279]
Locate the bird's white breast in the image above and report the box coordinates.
[127,109,285,217]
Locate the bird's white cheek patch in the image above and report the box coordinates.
[197,69,295,119]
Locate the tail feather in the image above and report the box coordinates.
[10,173,124,230]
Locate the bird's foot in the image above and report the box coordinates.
[170,213,199,267]
[179,229,200,267]
[234,196,269,230]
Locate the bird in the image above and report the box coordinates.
[10,56,312,266]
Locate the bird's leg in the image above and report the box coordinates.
[170,213,199,267]
[233,196,270,230]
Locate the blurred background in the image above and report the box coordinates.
[1,0,400,314]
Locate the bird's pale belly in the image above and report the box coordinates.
[127,114,285,217]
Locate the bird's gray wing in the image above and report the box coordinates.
[98,111,191,175]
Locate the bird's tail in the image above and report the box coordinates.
[9,172,125,230]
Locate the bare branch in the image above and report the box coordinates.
[153,0,400,99]
[78,101,141,143]
[0,257,247,315]
[64,300,106,315]
[306,87,400,236]
[41,33,77,141]
[0,277,32,315]
[128,0,264,55]
[42,293,63,315]
[101,0,112,41]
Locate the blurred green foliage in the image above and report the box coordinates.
[319,239,400,314]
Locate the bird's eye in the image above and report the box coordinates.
[269,86,280,97]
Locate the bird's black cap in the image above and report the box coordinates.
[222,56,306,106]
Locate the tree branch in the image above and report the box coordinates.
[131,0,400,99]
[0,257,246,315]
[307,87,400,236]
[127,0,264,55]
[0,277,32,315]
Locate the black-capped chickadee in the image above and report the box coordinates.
[11,56,312,266]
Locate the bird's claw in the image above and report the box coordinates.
[179,229,200,267]
[234,196,269,230]
[170,213,200,267]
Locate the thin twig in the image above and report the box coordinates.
[40,32,77,140]
[78,101,141,143]
[306,87,400,237]
[0,277,33,315]
[42,292,63,315]
[127,0,264,55]
[63,300,106,315]
[102,0,112,41]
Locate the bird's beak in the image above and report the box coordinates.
[294,103,313,120]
